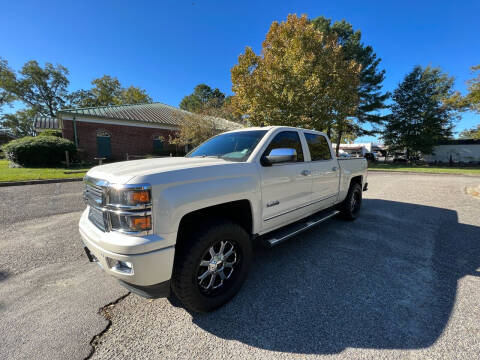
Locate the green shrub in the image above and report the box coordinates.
[38,129,62,138]
[2,136,76,167]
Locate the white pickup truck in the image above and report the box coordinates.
[80,126,367,312]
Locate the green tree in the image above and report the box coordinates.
[459,124,480,139]
[443,65,480,112]
[179,84,226,113]
[382,66,458,160]
[120,86,153,105]
[0,109,37,137]
[311,16,389,136]
[69,75,152,107]
[465,65,480,113]
[67,89,96,108]
[169,113,224,149]
[89,75,122,106]
[0,58,16,115]
[231,14,361,154]
[0,60,69,117]
[180,84,244,123]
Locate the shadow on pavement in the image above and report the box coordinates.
[0,270,10,311]
[0,270,9,282]
[191,199,480,354]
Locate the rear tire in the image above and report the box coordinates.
[172,220,252,313]
[340,182,362,220]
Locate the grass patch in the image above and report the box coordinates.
[368,162,480,175]
[0,159,91,182]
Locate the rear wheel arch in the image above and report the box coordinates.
[349,175,363,188]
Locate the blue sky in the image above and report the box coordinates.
[1,0,479,142]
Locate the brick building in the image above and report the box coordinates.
[35,103,241,161]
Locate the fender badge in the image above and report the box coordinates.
[267,200,280,207]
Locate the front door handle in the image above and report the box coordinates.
[301,169,311,176]
[332,166,338,171]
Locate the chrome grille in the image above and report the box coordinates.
[88,206,106,231]
[85,181,104,206]
[84,176,108,232]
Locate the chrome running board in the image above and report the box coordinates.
[264,209,340,247]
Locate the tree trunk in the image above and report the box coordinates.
[335,130,343,157]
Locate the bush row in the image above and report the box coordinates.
[2,136,76,167]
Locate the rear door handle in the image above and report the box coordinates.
[301,170,311,176]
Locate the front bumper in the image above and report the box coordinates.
[118,279,171,298]
[79,209,175,296]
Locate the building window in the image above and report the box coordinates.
[96,130,111,137]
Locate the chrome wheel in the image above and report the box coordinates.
[197,240,237,292]
[350,189,361,213]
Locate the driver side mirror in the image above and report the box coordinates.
[261,148,297,166]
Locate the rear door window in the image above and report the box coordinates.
[304,133,332,161]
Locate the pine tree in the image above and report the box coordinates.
[311,17,389,136]
[382,66,458,160]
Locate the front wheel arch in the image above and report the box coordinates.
[171,219,252,312]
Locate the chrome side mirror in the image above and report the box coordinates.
[262,148,297,166]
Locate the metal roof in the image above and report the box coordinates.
[34,116,59,129]
[58,102,242,130]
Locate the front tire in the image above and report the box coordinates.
[172,220,252,313]
[340,182,362,220]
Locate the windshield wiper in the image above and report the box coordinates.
[189,155,222,158]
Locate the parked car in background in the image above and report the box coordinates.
[364,152,377,162]
[80,126,368,312]
[338,151,351,158]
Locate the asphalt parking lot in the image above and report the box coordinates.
[1,172,479,359]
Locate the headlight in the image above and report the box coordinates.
[110,212,152,232]
[108,188,151,207]
[107,185,152,233]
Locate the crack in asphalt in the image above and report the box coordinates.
[84,292,131,360]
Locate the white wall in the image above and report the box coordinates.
[424,144,480,163]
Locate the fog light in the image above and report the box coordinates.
[112,260,133,275]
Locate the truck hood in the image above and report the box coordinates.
[87,157,229,184]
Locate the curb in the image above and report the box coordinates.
[368,169,480,177]
[0,177,84,187]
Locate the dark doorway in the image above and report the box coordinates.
[153,138,163,154]
[97,135,111,158]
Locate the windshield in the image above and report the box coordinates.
[187,130,268,162]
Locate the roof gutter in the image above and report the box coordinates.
[73,114,78,148]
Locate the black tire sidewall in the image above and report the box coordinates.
[172,221,252,312]
[341,183,362,220]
